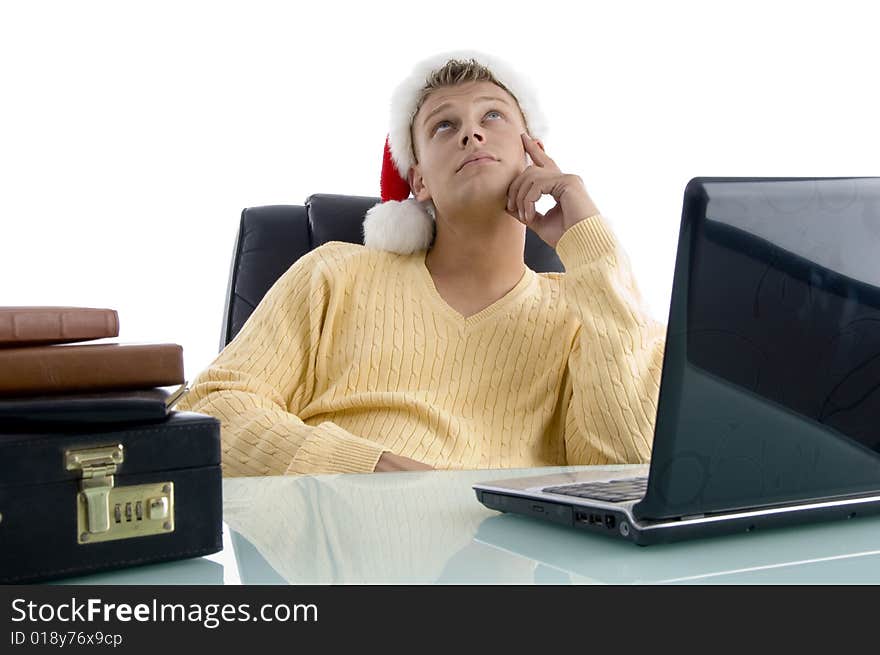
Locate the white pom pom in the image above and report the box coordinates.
[363,199,435,254]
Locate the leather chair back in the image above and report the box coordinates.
[220,193,564,349]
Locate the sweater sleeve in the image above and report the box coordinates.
[175,247,387,477]
[554,215,667,465]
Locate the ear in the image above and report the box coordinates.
[408,165,432,203]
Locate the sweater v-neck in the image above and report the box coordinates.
[413,249,536,330]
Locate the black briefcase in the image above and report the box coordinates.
[0,411,222,584]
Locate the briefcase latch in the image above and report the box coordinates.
[66,444,175,544]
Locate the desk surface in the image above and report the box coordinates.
[59,465,880,585]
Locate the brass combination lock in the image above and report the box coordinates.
[65,444,175,544]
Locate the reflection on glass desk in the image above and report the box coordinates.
[224,465,880,585]
[55,554,227,585]
[53,528,235,585]
[49,465,880,585]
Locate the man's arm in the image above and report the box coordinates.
[176,246,393,476]
[506,134,665,463]
[555,216,666,464]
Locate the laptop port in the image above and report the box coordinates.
[574,511,590,524]
[589,514,603,525]
[604,514,616,529]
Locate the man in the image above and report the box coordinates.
[176,51,666,476]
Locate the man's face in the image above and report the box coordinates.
[409,80,531,218]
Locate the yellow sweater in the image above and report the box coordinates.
[176,215,666,477]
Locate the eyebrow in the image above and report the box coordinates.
[420,95,512,127]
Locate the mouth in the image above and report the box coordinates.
[457,155,498,172]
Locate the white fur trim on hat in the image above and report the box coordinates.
[363,199,435,255]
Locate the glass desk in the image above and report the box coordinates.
[59,465,880,585]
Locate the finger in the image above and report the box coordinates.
[523,181,543,223]
[507,166,537,212]
[508,166,535,216]
[521,133,555,169]
[522,189,545,227]
[506,169,527,214]
[528,206,545,227]
[522,179,546,223]
[516,172,544,221]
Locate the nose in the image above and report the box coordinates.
[460,127,485,147]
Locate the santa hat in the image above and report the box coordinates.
[362,50,548,254]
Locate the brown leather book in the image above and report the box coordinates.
[0,307,119,347]
[0,343,184,396]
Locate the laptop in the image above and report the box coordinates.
[474,177,880,546]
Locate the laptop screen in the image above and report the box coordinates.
[637,178,880,520]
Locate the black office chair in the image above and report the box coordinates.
[219,193,565,351]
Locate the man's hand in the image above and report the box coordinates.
[506,133,601,249]
[374,451,434,472]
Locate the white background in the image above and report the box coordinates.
[2,0,877,381]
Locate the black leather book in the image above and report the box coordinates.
[0,383,187,425]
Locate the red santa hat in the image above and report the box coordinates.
[363,50,548,254]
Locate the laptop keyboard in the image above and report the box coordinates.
[542,476,648,503]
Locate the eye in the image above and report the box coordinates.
[432,110,503,136]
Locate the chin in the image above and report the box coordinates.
[455,179,509,205]
[448,192,507,218]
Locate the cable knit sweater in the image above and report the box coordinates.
[175,214,666,477]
